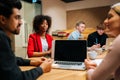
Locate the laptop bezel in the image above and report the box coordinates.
[51,40,87,62]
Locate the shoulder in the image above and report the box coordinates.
[0,30,6,36]
[46,34,53,39]
[111,35,120,50]
[113,35,120,44]
[70,30,78,35]
[88,32,96,37]
[89,31,96,35]
[29,33,36,36]
[0,30,10,46]
[29,33,38,38]
[0,30,9,40]
[103,33,108,37]
[108,35,120,61]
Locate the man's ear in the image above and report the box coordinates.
[76,26,79,29]
[0,15,6,24]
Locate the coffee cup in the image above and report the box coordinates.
[88,51,97,60]
[95,48,103,55]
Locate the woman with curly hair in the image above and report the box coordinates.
[27,15,53,58]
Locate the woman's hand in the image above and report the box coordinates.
[84,59,97,70]
[45,49,52,55]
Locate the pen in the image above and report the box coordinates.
[94,38,98,44]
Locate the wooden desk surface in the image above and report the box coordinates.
[20,66,86,80]
[20,50,107,80]
[96,50,107,59]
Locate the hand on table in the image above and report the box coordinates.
[91,44,101,50]
[45,49,52,55]
[40,58,53,73]
[84,59,97,70]
[30,57,47,66]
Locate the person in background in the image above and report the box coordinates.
[27,15,53,58]
[0,0,53,80]
[85,2,120,80]
[87,24,108,50]
[67,21,86,40]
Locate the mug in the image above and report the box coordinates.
[88,51,97,60]
[95,48,103,55]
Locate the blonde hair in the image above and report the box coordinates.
[76,21,85,27]
[111,2,120,15]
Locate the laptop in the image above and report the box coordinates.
[52,40,87,70]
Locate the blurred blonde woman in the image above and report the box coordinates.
[85,2,120,80]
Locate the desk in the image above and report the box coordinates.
[96,50,107,59]
[20,51,107,80]
[20,66,86,80]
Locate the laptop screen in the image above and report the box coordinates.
[53,40,87,62]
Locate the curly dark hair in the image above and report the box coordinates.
[33,15,52,33]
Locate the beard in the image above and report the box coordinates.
[12,29,20,34]
[11,26,21,35]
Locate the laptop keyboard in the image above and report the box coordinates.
[52,61,86,70]
[55,61,82,65]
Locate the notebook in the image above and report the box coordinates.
[51,40,87,70]
[91,59,103,66]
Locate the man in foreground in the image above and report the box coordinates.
[0,0,53,80]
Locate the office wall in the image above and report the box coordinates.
[67,6,110,29]
[66,0,120,11]
[15,1,42,47]
[41,0,119,31]
[66,0,119,29]
[41,0,67,34]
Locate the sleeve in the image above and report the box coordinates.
[27,34,35,57]
[16,57,44,79]
[68,33,76,40]
[22,67,43,80]
[87,34,95,47]
[16,57,30,66]
[0,31,15,68]
[101,34,109,46]
[0,32,43,80]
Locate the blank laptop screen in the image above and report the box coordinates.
[54,40,87,62]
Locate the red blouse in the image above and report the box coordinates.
[27,33,53,57]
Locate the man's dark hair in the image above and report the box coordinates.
[33,15,52,33]
[0,0,22,18]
